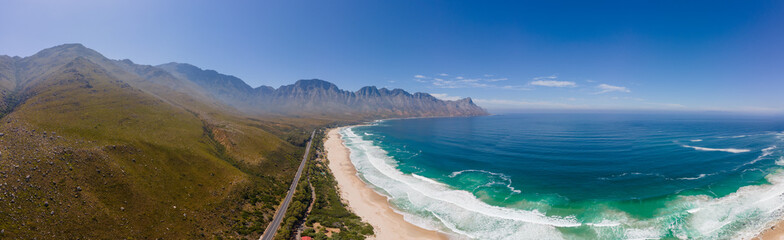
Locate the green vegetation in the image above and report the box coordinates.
[274,130,374,240]
[0,44,381,240]
[274,167,313,240]
[0,56,306,239]
[0,89,23,119]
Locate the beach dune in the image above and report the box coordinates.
[325,128,447,240]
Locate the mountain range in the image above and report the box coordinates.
[156,62,487,118]
[2,44,487,120]
[0,43,485,239]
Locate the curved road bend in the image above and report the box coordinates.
[260,130,316,240]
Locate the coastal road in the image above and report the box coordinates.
[259,130,316,240]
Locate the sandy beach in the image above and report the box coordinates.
[755,221,784,240]
[324,127,782,240]
[324,128,448,240]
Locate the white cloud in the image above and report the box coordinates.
[501,85,531,90]
[432,78,489,89]
[414,73,520,90]
[486,78,508,82]
[530,80,577,87]
[528,75,576,87]
[596,84,630,94]
[533,75,558,80]
[430,93,463,101]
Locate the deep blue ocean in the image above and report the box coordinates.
[341,113,784,239]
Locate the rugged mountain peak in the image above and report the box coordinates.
[158,62,198,72]
[18,44,490,119]
[157,63,246,86]
[356,86,379,96]
[156,62,254,97]
[32,43,104,60]
[11,44,119,86]
[57,43,87,48]
[254,85,275,93]
[150,53,488,118]
[458,97,474,103]
[388,88,411,96]
[291,79,339,90]
[412,92,438,101]
[24,56,115,93]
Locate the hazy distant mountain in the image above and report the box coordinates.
[0,43,489,238]
[158,63,488,118]
[0,43,485,238]
[1,44,487,121]
[267,79,487,117]
[156,62,258,104]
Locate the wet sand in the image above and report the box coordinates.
[324,128,448,240]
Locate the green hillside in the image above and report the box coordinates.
[0,55,306,239]
[0,44,379,240]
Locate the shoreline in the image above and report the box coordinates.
[324,123,782,240]
[324,127,448,240]
[755,220,784,239]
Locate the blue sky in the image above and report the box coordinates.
[1,1,783,113]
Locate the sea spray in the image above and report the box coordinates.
[342,114,784,239]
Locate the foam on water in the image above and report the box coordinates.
[342,128,576,239]
[677,173,711,180]
[676,170,784,239]
[681,144,751,153]
[449,169,522,194]
[599,172,670,181]
[746,146,777,165]
[734,145,779,170]
[718,135,749,139]
[342,126,784,239]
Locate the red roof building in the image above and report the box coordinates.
[301,236,312,240]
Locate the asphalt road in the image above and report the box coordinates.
[259,130,315,240]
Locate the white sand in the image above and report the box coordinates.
[324,128,447,240]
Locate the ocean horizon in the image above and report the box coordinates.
[341,113,784,239]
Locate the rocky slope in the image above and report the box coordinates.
[158,63,489,118]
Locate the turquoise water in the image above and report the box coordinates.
[340,113,784,239]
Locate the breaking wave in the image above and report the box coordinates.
[681,144,751,153]
[342,126,784,239]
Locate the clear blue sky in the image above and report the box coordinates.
[2,0,783,113]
